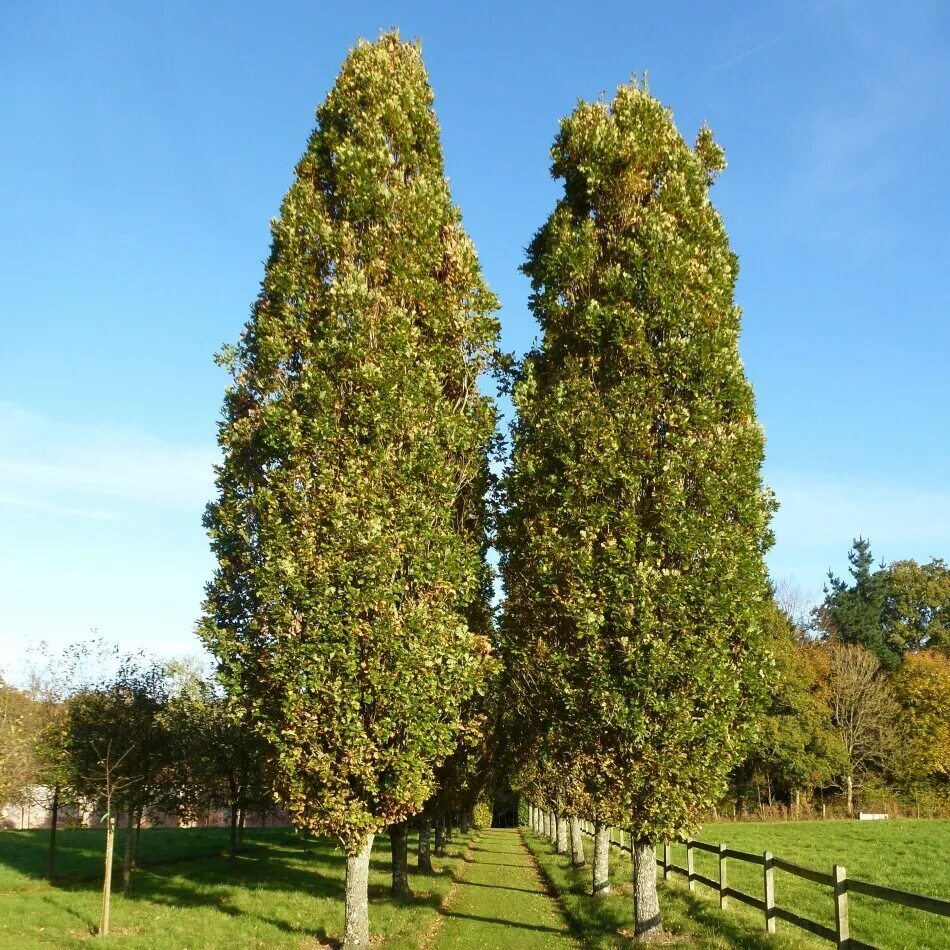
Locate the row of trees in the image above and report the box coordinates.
[39,29,941,950]
[0,650,268,855]
[201,33,507,949]
[495,79,773,943]
[197,27,783,945]
[732,547,950,817]
[1,643,492,937]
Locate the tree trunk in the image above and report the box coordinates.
[133,807,143,866]
[548,811,558,846]
[569,816,586,869]
[99,813,115,938]
[238,805,246,847]
[593,821,610,897]
[344,834,374,949]
[122,805,134,894]
[418,816,434,873]
[47,784,59,882]
[229,804,238,859]
[633,838,663,942]
[846,775,854,816]
[389,821,412,900]
[446,817,454,843]
[260,803,267,842]
[556,814,568,854]
[434,814,447,856]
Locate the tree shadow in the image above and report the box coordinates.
[660,885,782,950]
[436,907,571,936]
[450,880,544,895]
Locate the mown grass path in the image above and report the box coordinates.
[429,828,577,949]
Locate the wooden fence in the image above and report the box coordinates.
[576,819,950,949]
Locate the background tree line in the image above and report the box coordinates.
[730,539,950,819]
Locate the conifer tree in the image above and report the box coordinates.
[202,33,499,948]
[500,80,773,941]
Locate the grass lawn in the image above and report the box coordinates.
[428,829,575,949]
[525,820,950,949]
[0,825,476,948]
[525,829,818,949]
[690,819,950,950]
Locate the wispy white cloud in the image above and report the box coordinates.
[0,402,217,516]
[778,21,944,251]
[0,493,115,521]
[711,38,782,73]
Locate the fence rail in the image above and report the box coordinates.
[568,814,950,949]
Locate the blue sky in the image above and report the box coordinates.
[2,0,948,672]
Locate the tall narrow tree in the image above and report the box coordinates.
[202,33,499,949]
[500,79,773,941]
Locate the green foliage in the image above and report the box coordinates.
[472,799,493,828]
[731,603,845,806]
[893,650,950,791]
[884,559,950,654]
[815,538,895,666]
[500,79,773,842]
[202,33,500,853]
[160,676,271,835]
[814,540,950,666]
[62,657,172,819]
[0,679,40,807]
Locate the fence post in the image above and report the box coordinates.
[834,864,849,949]
[663,842,670,881]
[763,851,776,933]
[687,840,695,892]
[719,843,728,909]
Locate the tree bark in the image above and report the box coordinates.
[237,805,246,847]
[122,805,134,894]
[229,803,238,859]
[133,807,143,866]
[389,821,412,900]
[418,816,434,873]
[593,821,610,897]
[47,784,59,882]
[556,813,568,854]
[569,816,586,869]
[548,811,557,846]
[434,814,447,856]
[344,834,374,949]
[846,775,854,816]
[99,813,115,937]
[633,838,663,942]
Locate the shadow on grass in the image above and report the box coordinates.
[526,830,807,950]
[437,907,572,935]
[2,827,479,948]
[660,884,782,950]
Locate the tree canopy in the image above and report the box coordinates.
[500,78,774,939]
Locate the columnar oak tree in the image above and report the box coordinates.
[500,80,773,941]
[202,34,499,949]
